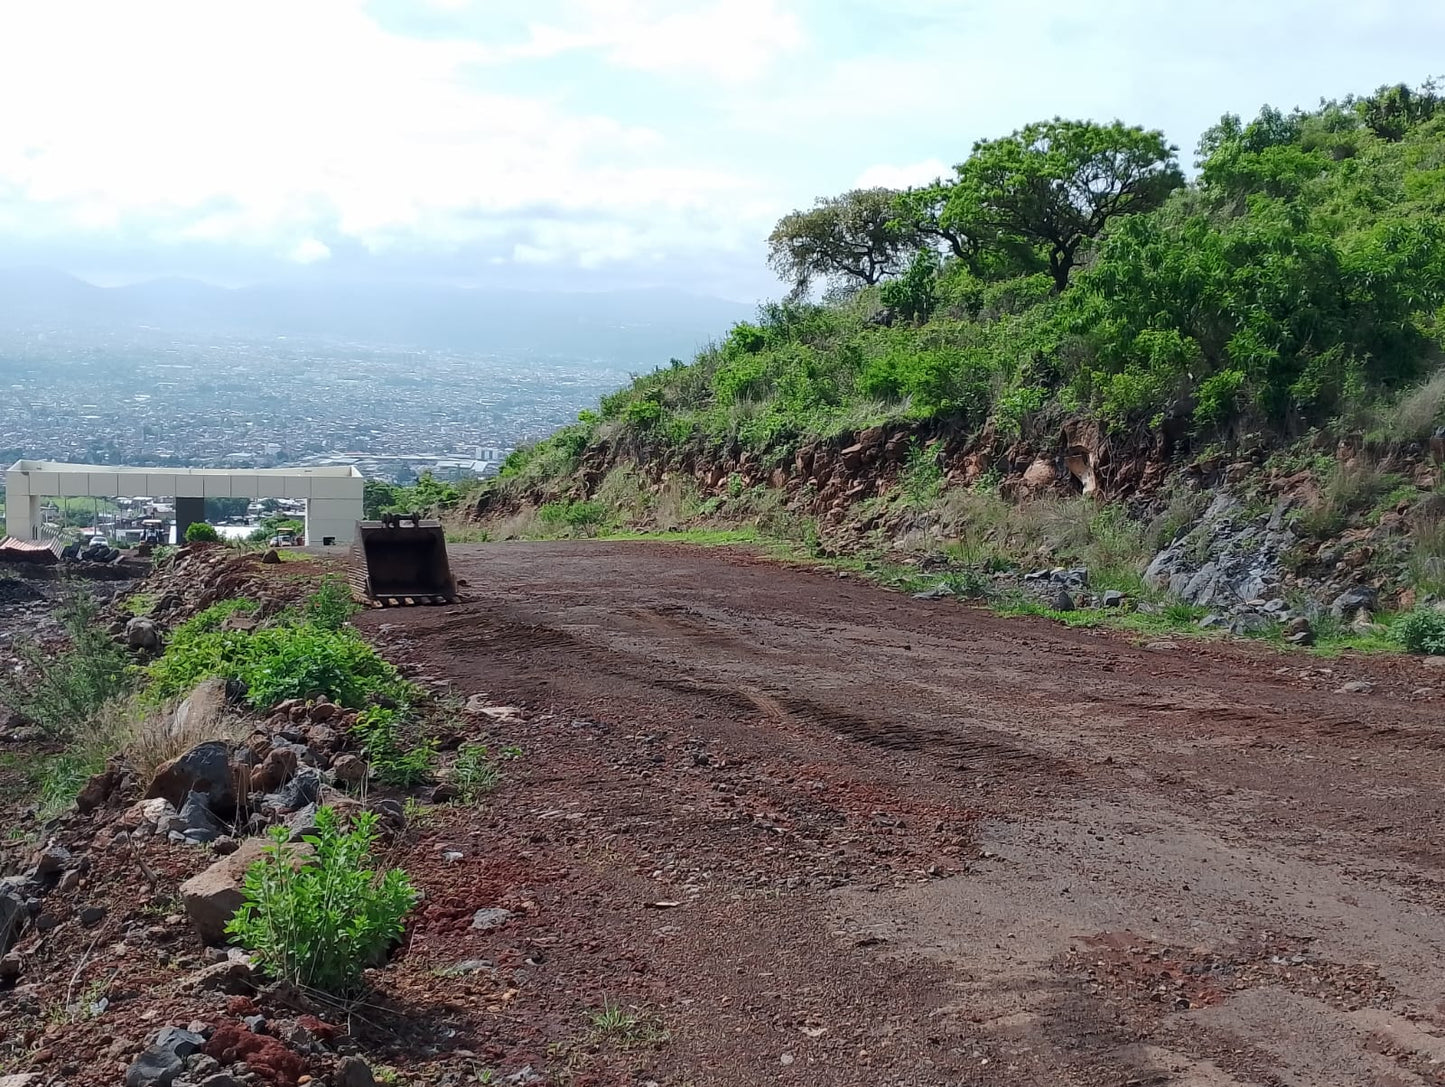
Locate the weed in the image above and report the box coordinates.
[1408,512,1445,595]
[902,440,944,508]
[587,1000,670,1049]
[538,499,608,535]
[450,743,521,803]
[352,707,436,788]
[1393,608,1445,654]
[0,588,133,740]
[122,592,158,617]
[1382,368,1445,440]
[143,595,414,711]
[303,575,358,631]
[1292,458,1396,539]
[227,806,417,995]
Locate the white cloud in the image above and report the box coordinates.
[290,238,332,264]
[507,0,804,82]
[853,159,951,190]
[1,0,1442,296]
[0,0,773,277]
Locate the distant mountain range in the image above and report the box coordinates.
[0,268,757,366]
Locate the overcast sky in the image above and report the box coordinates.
[0,0,1439,301]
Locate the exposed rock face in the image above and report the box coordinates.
[1144,494,1296,609]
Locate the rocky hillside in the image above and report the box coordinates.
[464,79,1445,649]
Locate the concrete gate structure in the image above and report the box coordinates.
[3,460,365,546]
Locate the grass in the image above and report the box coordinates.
[1408,511,1445,595]
[1380,367,1445,440]
[0,750,105,821]
[122,592,158,617]
[450,742,521,803]
[1292,457,1399,539]
[587,1000,670,1049]
[0,588,134,740]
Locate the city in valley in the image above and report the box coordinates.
[0,326,628,482]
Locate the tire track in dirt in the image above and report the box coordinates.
[358,541,1445,1087]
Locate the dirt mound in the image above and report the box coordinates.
[141,544,332,626]
[0,577,46,606]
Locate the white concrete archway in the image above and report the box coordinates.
[4,461,364,545]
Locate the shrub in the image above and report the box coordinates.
[1386,368,1445,440]
[1292,458,1395,539]
[1393,608,1445,654]
[537,499,607,534]
[227,806,417,995]
[351,706,435,787]
[185,521,221,544]
[0,589,133,739]
[902,440,944,507]
[142,594,412,710]
[303,575,358,632]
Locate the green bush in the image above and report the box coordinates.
[901,440,944,507]
[537,499,607,533]
[351,705,435,787]
[1393,608,1445,654]
[142,592,412,710]
[0,589,133,739]
[184,521,221,544]
[303,575,358,632]
[227,806,417,995]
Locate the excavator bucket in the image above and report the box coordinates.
[350,514,459,606]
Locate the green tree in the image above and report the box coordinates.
[204,497,251,522]
[880,249,940,323]
[945,119,1184,291]
[767,188,920,296]
[185,521,221,543]
[363,479,401,519]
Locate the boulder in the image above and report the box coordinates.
[1049,590,1075,612]
[76,765,120,813]
[331,754,367,785]
[124,1048,183,1087]
[170,679,229,740]
[248,747,298,794]
[337,1056,377,1087]
[180,837,311,946]
[1,885,26,954]
[1101,590,1125,608]
[1331,586,1378,620]
[176,791,225,844]
[265,767,322,815]
[125,617,163,652]
[123,1029,204,1087]
[1229,613,1272,636]
[147,741,237,819]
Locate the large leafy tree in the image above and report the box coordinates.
[767,188,920,297]
[944,119,1184,291]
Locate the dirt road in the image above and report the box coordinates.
[359,541,1445,1086]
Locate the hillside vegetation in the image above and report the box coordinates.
[498,81,1444,486]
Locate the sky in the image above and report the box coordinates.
[0,0,1440,302]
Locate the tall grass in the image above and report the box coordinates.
[1408,510,1445,595]
[1383,368,1445,440]
[0,588,133,740]
[1292,457,1396,539]
[940,493,1152,591]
